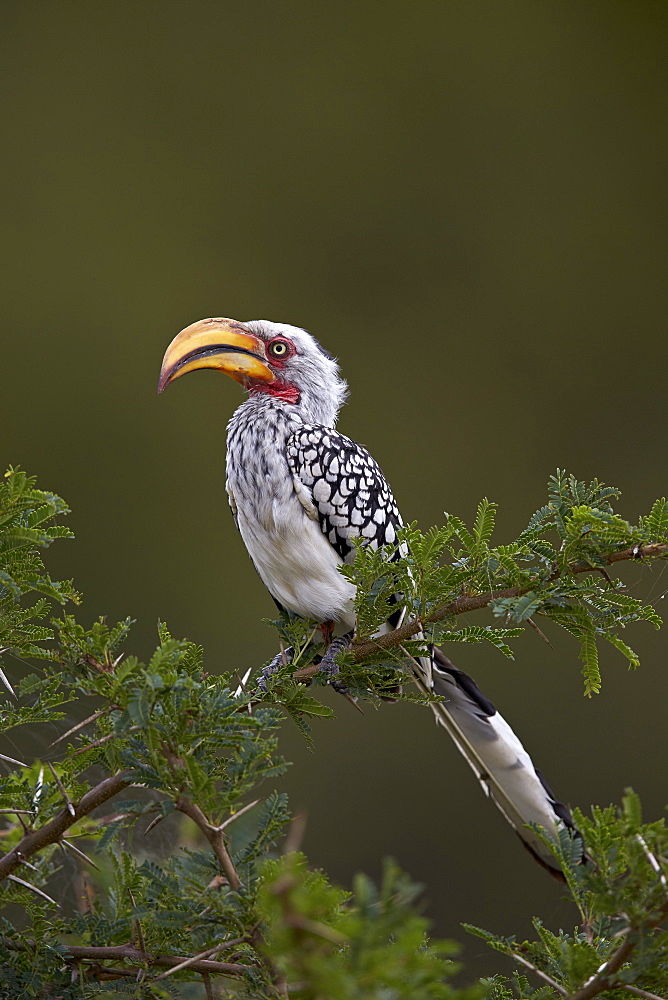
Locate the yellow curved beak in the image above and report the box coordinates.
[158,318,275,393]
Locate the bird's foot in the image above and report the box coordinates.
[318,632,352,684]
[257,645,294,692]
[318,632,363,712]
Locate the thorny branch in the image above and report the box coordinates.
[277,541,668,1000]
[564,896,668,1000]
[0,783,286,991]
[67,946,250,978]
[621,987,666,1000]
[175,796,241,892]
[174,795,288,996]
[291,541,668,678]
[0,531,665,994]
[0,771,132,881]
[506,949,567,996]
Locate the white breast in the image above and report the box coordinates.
[232,488,357,628]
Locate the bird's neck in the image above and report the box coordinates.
[226,397,309,473]
[236,387,340,429]
[226,396,305,506]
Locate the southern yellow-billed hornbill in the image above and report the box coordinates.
[159,317,579,876]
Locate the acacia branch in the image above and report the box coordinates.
[507,948,567,996]
[175,797,241,891]
[622,988,666,1000]
[0,790,283,991]
[291,541,668,676]
[565,897,668,1000]
[63,943,250,977]
[0,771,131,881]
[358,542,668,657]
[5,937,250,978]
[565,929,636,1000]
[153,938,248,980]
[175,796,287,995]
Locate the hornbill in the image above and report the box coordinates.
[159,317,578,877]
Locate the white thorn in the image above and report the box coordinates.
[234,667,253,698]
[0,752,28,768]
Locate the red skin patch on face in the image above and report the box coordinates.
[250,381,300,404]
[247,338,300,402]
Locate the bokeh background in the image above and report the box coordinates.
[2,0,667,982]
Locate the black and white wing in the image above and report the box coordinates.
[287,425,403,564]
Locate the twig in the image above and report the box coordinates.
[202,971,214,999]
[87,964,136,980]
[0,771,131,880]
[348,542,668,662]
[283,811,307,855]
[83,653,113,675]
[63,943,250,977]
[636,833,668,901]
[565,894,668,1000]
[2,932,250,977]
[128,889,146,954]
[94,810,132,826]
[175,798,242,891]
[153,942,238,980]
[505,948,568,996]
[174,797,285,991]
[15,813,29,833]
[284,913,347,945]
[622,987,666,1000]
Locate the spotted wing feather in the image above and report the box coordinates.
[286,426,402,563]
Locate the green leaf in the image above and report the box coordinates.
[603,633,640,670]
[126,690,151,727]
[641,497,668,540]
[578,630,601,697]
[473,498,497,551]
[445,514,476,554]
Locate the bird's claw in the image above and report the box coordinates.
[318,632,362,709]
[258,632,360,711]
[257,645,294,691]
[318,633,352,680]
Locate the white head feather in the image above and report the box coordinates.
[244,320,348,427]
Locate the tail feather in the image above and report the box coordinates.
[411,646,582,878]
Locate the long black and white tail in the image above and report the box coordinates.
[411,646,582,878]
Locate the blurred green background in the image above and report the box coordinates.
[2,0,667,981]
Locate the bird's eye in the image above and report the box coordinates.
[268,339,290,358]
